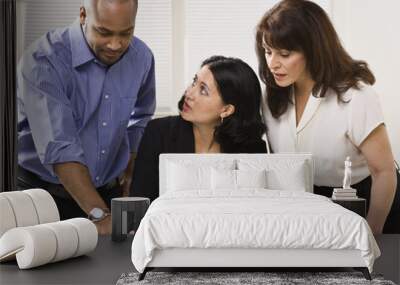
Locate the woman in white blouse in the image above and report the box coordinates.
[255,0,399,233]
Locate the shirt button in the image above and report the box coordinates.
[95,176,100,181]
[105,94,110,99]
[101,149,106,154]
[102,122,107,127]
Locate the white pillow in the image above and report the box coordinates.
[166,160,235,192]
[237,159,307,191]
[211,168,236,190]
[265,164,306,191]
[167,162,210,191]
[237,169,267,189]
[211,169,267,190]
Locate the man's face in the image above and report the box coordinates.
[80,0,136,66]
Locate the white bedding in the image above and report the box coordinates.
[131,190,380,273]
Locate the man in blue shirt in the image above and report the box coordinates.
[17,0,155,234]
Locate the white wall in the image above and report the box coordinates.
[16,0,399,160]
[172,0,331,111]
[332,0,400,161]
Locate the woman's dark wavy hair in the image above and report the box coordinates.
[255,0,375,118]
[178,55,266,152]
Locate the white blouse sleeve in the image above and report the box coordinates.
[347,84,385,147]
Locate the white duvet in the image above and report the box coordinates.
[131,190,380,273]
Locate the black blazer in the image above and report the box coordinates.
[130,116,267,201]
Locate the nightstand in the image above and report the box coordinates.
[331,198,366,218]
[111,197,150,242]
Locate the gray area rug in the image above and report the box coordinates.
[117,272,396,285]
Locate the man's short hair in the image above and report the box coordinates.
[83,0,138,18]
[83,0,138,10]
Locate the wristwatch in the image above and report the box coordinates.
[88,207,110,222]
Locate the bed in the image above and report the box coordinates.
[131,153,380,280]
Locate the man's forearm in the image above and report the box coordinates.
[54,162,108,214]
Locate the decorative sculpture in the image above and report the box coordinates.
[343,156,352,189]
[332,157,358,200]
[0,189,98,269]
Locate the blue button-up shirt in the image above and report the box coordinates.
[17,20,156,186]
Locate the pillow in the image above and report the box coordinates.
[211,169,267,190]
[265,164,306,191]
[237,159,307,191]
[236,169,267,189]
[211,168,236,190]
[166,159,236,192]
[167,162,210,191]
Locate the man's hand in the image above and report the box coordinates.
[119,171,132,197]
[119,153,136,197]
[121,178,132,197]
[94,215,112,235]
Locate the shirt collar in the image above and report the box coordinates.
[69,19,96,68]
[291,87,325,134]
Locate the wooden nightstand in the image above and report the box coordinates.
[331,198,366,218]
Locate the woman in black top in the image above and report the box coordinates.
[130,56,267,201]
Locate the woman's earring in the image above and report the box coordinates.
[220,116,224,124]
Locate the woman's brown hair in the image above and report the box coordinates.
[256,0,375,118]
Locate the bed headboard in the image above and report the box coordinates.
[159,153,314,195]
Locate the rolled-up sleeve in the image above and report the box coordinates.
[19,57,86,175]
[127,53,156,152]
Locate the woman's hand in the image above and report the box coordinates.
[367,215,384,235]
